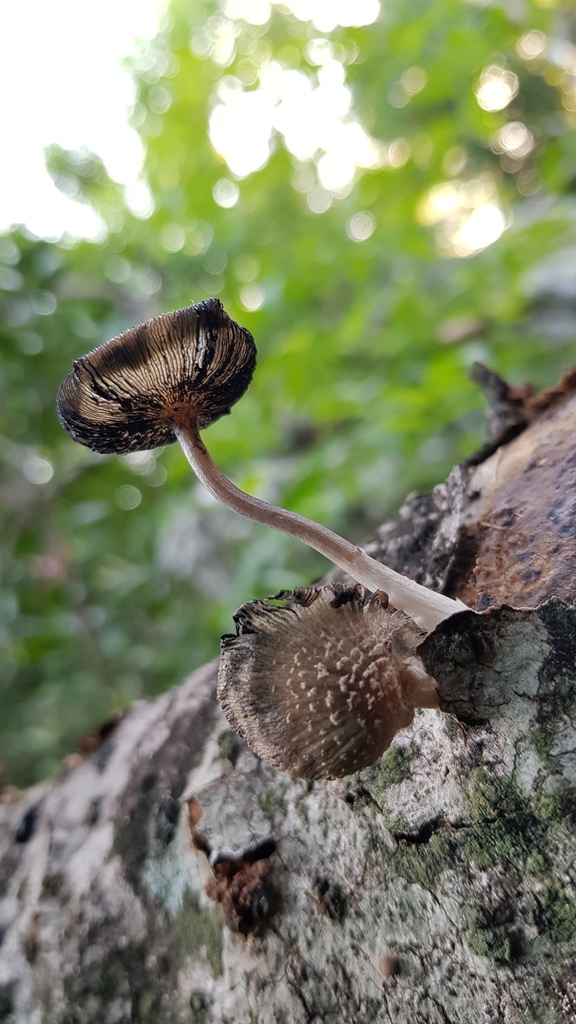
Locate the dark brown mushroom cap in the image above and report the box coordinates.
[57,298,256,454]
[218,584,434,780]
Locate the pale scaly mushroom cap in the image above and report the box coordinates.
[218,584,438,780]
[57,297,256,454]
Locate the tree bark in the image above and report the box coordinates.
[1,372,576,1024]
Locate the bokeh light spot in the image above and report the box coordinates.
[30,290,57,316]
[517,30,546,60]
[442,147,467,176]
[307,186,332,213]
[184,221,214,257]
[159,224,186,252]
[23,457,54,485]
[419,176,508,257]
[401,66,427,95]
[115,485,142,510]
[130,266,162,296]
[475,66,519,111]
[105,257,131,283]
[123,451,156,475]
[0,267,24,292]
[388,138,410,168]
[452,204,507,256]
[239,285,264,310]
[147,84,172,114]
[551,39,576,71]
[0,238,20,264]
[18,332,44,355]
[234,255,260,282]
[145,464,168,487]
[346,211,376,242]
[213,178,240,208]
[496,121,534,158]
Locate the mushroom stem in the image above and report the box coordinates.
[174,413,467,631]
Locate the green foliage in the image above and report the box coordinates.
[2,0,576,784]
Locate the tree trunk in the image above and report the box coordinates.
[1,372,576,1024]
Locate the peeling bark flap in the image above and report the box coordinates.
[420,600,576,725]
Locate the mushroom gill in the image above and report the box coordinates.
[57,297,256,453]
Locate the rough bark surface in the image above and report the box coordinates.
[1,377,576,1024]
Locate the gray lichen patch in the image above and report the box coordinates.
[360,740,419,794]
[172,892,223,977]
[258,784,287,822]
[349,704,470,837]
[461,816,529,871]
[391,827,457,891]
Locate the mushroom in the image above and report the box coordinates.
[218,584,438,779]
[57,298,467,632]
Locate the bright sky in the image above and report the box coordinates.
[0,0,519,257]
[0,0,165,239]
